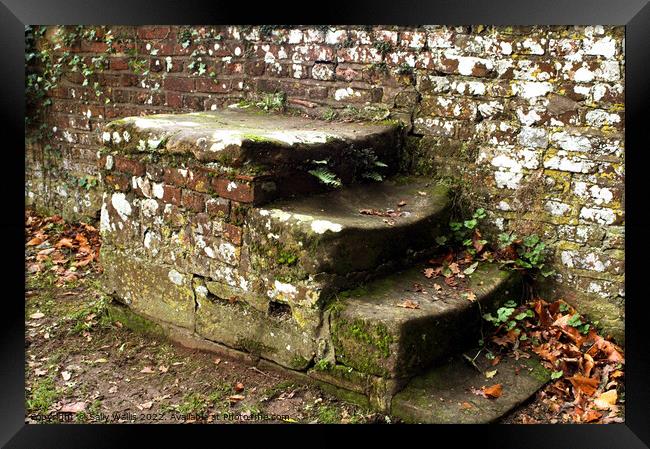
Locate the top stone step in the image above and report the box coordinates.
[102,109,400,170]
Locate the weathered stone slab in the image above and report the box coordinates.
[330,263,522,378]
[391,352,550,423]
[245,178,451,309]
[101,245,196,330]
[102,109,399,167]
[194,278,318,370]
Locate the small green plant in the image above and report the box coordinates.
[448,208,488,256]
[314,359,332,371]
[567,313,591,335]
[372,41,393,58]
[350,148,388,182]
[27,377,60,415]
[277,250,298,266]
[396,63,414,75]
[237,92,287,113]
[316,404,341,423]
[177,393,207,416]
[497,232,555,278]
[483,299,517,326]
[68,295,112,334]
[322,108,338,121]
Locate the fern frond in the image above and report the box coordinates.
[308,168,342,187]
[362,171,383,182]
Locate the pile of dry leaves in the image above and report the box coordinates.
[25,210,102,285]
[487,298,625,424]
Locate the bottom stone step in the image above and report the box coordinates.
[391,351,550,423]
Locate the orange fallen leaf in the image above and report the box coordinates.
[228,394,245,404]
[27,237,44,246]
[582,409,602,423]
[397,299,420,309]
[423,268,435,279]
[234,382,245,392]
[481,384,503,399]
[568,374,599,396]
[55,238,74,249]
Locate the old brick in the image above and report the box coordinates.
[163,167,189,187]
[163,76,195,92]
[105,173,131,192]
[420,95,478,120]
[206,197,230,218]
[244,60,266,76]
[212,177,255,203]
[311,63,336,81]
[137,26,171,39]
[165,92,183,108]
[223,223,243,246]
[114,156,146,176]
[162,185,182,206]
[196,78,231,93]
[181,189,207,213]
[186,167,212,193]
[146,164,165,182]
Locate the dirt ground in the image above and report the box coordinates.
[25,271,394,424]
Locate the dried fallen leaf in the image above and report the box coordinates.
[137,401,153,410]
[423,268,435,279]
[234,382,245,392]
[481,384,503,399]
[397,299,420,309]
[594,389,618,410]
[108,386,118,394]
[583,409,602,423]
[140,366,155,374]
[568,374,599,397]
[397,200,407,207]
[34,368,48,376]
[61,371,72,381]
[158,365,169,373]
[460,402,473,410]
[29,312,45,320]
[213,358,221,365]
[463,291,477,302]
[228,394,245,404]
[433,283,442,291]
[55,238,74,249]
[485,369,498,379]
[93,358,108,364]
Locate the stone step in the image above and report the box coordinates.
[244,177,451,310]
[101,109,401,205]
[391,352,549,423]
[328,262,522,380]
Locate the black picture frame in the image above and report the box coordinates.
[3,1,649,447]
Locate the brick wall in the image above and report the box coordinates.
[25,25,625,341]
